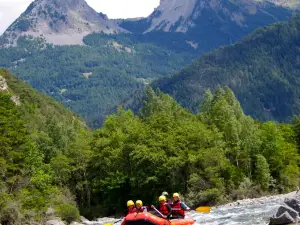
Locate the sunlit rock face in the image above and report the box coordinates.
[1,0,125,46]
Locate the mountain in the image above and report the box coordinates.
[0,0,298,126]
[146,0,294,33]
[121,0,293,52]
[153,15,300,122]
[269,0,300,8]
[1,0,123,46]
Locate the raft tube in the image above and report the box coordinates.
[121,212,195,225]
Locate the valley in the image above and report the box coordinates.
[1,0,298,126]
[1,0,300,224]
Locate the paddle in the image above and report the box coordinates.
[195,206,211,213]
[151,206,166,218]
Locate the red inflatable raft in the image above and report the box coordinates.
[121,212,195,225]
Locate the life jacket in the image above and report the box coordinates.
[128,207,136,215]
[136,206,147,213]
[159,203,170,216]
[172,201,184,217]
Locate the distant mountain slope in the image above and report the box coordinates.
[268,0,300,8]
[146,0,293,33]
[0,34,196,127]
[1,0,124,46]
[0,0,298,126]
[0,68,85,130]
[153,15,300,122]
[121,0,294,52]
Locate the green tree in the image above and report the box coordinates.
[254,154,270,190]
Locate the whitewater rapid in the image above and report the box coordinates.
[92,192,298,225]
[190,192,297,225]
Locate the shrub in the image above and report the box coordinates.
[0,202,22,225]
[55,204,80,224]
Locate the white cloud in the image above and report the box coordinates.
[0,0,160,35]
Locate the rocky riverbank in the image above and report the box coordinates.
[220,191,299,208]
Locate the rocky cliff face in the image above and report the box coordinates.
[145,0,293,33]
[0,75,8,91]
[0,75,20,105]
[1,0,125,46]
[267,0,300,8]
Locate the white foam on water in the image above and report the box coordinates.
[189,193,297,225]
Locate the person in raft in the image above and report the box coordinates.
[135,200,148,213]
[126,200,136,215]
[161,191,172,204]
[171,193,190,219]
[151,196,172,219]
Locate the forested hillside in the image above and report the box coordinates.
[1,0,298,127]
[154,15,300,122]
[1,70,300,223]
[0,34,196,127]
[88,87,300,216]
[0,69,92,224]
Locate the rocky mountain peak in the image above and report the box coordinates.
[266,0,300,8]
[146,0,198,32]
[2,0,124,46]
[145,0,294,33]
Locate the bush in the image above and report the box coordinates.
[55,204,80,224]
[0,202,22,225]
[187,188,225,207]
[229,178,262,200]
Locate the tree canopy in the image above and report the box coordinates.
[1,69,299,223]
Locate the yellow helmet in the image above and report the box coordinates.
[136,200,143,206]
[127,200,134,207]
[159,196,166,201]
[173,193,180,198]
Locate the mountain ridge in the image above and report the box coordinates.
[152,15,300,122]
[123,0,296,34]
[120,0,294,53]
[0,0,299,126]
[1,0,124,46]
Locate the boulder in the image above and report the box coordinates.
[275,205,299,220]
[45,219,66,225]
[269,211,295,225]
[284,198,300,214]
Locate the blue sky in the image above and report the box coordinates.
[0,0,160,34]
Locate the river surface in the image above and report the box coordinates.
[95,192,298,225]
[190,192,297,225]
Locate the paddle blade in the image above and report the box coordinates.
[195,206,211,213]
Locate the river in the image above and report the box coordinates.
[190,192,297,225]
[93,192,298,225]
